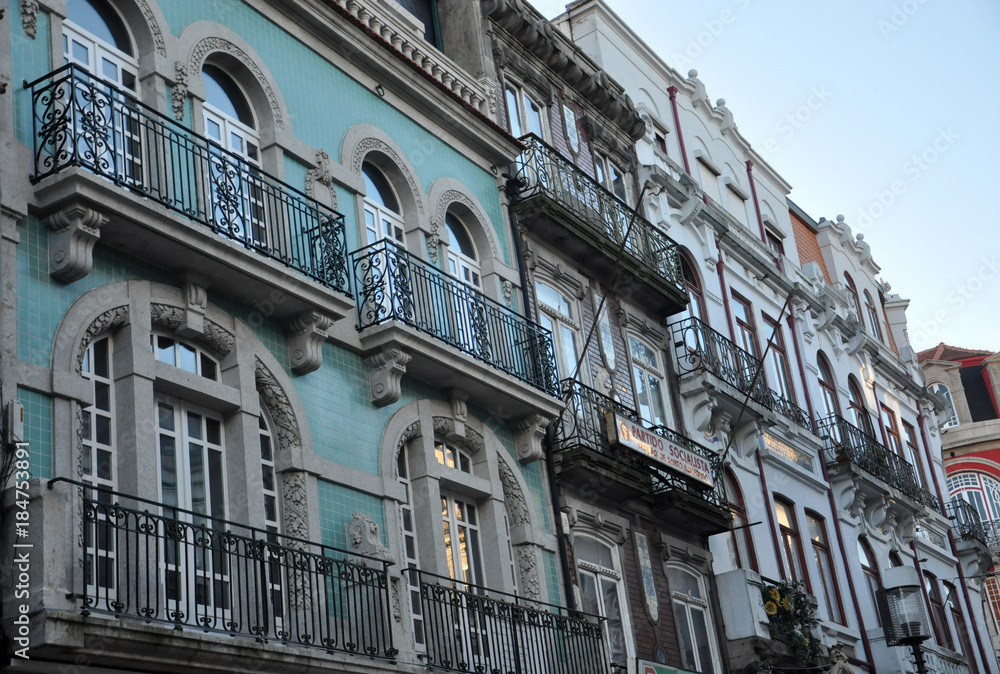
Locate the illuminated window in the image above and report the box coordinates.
[775,498,807,586]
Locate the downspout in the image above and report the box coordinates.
[754,446,786,579]
[818,454,877,672]
[872,380,890,448]
[715,238,736,342]
[917,413,995,674]
[667,86,691,175]
[745,160,768,244]
[786,303,816,432]
[506,177,575,610]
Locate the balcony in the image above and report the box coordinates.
[411,568,609,674]
[352,240,562,417]
[554,379,730,534]
[510,134,688,316]
[48,478,395,661]
[818,415,943,514]
[947,499,989,546]
[27,64,350,320]
[670,317,813,432]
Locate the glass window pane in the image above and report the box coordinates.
[177,343,197,374]
[93,338,109,378]
[156,336,175,365]
[692,608,715,674]
[525,94,543,137]
[201,354,217,380]
[159,435,177,507]
[208,449,225,519]
[158,403,174,431]
[506,87,522,137]
[95,382,110,412]
[189,444,206,515]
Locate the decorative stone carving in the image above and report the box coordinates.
[350,138,423,213]
[151,302,234,357]
[390,577,402,623]
[514,414,547,464]
[448,389,468,439]
[347,511,393,562]
[76,306,129,372]
[427,217,441,263]
[20,0,38,39]
[465,427,485,454]
[396,421,421,459]
[365,347,410,406]
[256,357,302,451]
[45,205,108,282]
[171,61,188,120]
[177,277,208,337]
[715,98,735,135]
[502,280,513,308]
[304,149,337,208]
[150,303,185,332]
[516,545,540,600]
[287,311,333,375]
[189,37,284,129]
[281,471,310,541]
[136,0,167,56]
[203,318,235,356]
[498,455,530,527]
[435,190,497,260]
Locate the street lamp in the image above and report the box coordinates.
[877,566,932,674]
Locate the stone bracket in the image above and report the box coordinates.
[177,274,209,338]
[365,347,410,407]
[287,311,334,375]
[45,205,108,282]
[514,414,548,464]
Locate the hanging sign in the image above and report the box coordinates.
[605,413,714,488]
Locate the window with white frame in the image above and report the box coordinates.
[258,410,286,631]
[505,83,545,139]
[363,161,406,247]
[152,334,219,380]
[930,383,959,428]
[63,0,141,184]
[82,335,116,595]
[535,281,583,382]
[575,535,633,670]
[397,444,425,647]
[628,335,668,426]
[667,563,721,674]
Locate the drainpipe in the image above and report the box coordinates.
[745,160,768,244]
[505,185,533,316]
[917,413,995,674]
[754,446,786,579]
[667,86,690,175]
[545,424,577,611]
[715,238,736,342]
[872,380,890,448]
[818,454,877,672]
[786,303,816,432]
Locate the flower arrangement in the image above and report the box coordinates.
[761,580,821,666]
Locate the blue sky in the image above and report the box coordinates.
[532,0,1000,354]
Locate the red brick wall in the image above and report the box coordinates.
[789,210,831,284]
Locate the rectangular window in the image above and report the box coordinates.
[807,513,844,624]
[902,421,926,488]
[881,405,903,456]
[505,84,543,139]
[766,230,785,257]
[925,573,954,649]
[763,315,795,402]
[946,583,978,671]
[732,293,759,358]
[774,499,808,588]
[725,185,749,226]
[696,158,722,205]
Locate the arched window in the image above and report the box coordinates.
[806,511,844,624]
[64,0,136,91]
[680,253,705,323]
[848,376,875,438]
[362,161,405,246]
[929,383,959,428]
[722,469,756,572]
[817,353,840,420]
[925,572,954,649]
[864,290,884,341]
[201,64,265,245]
[668,564,721,674]
[627,335,668,426]
[445,212,480,289]
[948,472,1000,522]
[535,281,582,381]
[576,535,633,669]
[844,273,862,320]
[858,538,882,626]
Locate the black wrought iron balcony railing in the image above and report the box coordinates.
[511,134,684,290]
[50,478,395,660]
[947,499,989,546]
[817,415,941,512]
[352,240,560,396]
[27,64,350,295]
[670,317,812,433]
[555,379,727,508]
[410,568,609,674]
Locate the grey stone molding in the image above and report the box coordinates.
[287,311,334,375]
[44,204,108,282]
[365,347,411,407]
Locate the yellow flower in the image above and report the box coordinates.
[765,601,778,616]
[770,588,781,602]
[782,596,791,611]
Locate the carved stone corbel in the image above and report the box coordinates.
[45,205,108,282]
[346,511,393,563]
[177,275,209,338]
[365,347,410,406]
[287,311,333,375]
[448,389,469,440]
[514,414,548,464]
